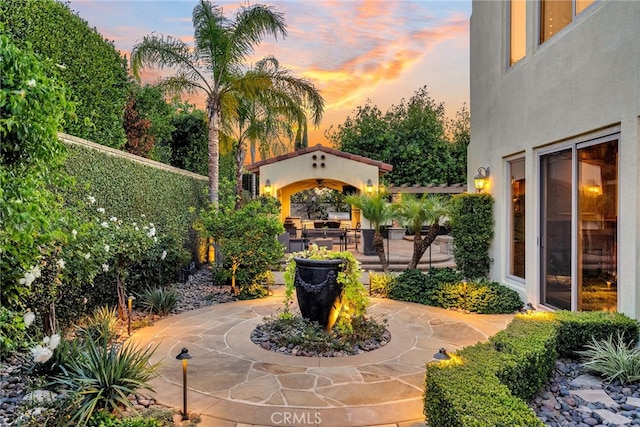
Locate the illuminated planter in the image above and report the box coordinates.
[293,257,344,331]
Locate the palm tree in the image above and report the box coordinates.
[346,192,394,272]
[232,56,324,203]
[130,0,288,206]
[394,194,450,269]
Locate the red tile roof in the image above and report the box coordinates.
[245,144,393,174]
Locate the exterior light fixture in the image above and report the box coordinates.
[474,167,490,193]
[366,179,373,194]
[434,348,451,361]
[127,295,135,335]
[264,179,272,196]
[176,347,193,421]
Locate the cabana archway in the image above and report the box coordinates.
[246,145,392,226]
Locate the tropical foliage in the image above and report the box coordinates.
[131,0,310,206]
[345,192,394,272]
[393,194,450,269]
[1,0,129,148]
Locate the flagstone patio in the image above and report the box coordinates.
[128,286,513,427]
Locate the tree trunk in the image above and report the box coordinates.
[207,98,221,206]
[408,224,440,269]
[373,231,389,273]
[116,264,127,320]
[230,261,238,295]
[42,302,56,336]
[235,141,246,208]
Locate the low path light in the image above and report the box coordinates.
[433,348,451,361]
[176,347,193,421]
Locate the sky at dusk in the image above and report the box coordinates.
[66,0,471,145]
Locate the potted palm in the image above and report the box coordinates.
[346,192,394,272]
[284,245,367,331]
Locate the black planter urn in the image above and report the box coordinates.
[293,257,344,331]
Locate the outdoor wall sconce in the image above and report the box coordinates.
[433,348,451,361]
[474,167,490,193]
[366,179,373,194]
[264,179,272,196]
[176,347,193,421]
[127,295,135,335]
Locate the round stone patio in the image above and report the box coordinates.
[128,289,513,426]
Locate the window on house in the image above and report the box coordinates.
[540,0,595,43]
[509,159,526,279]
[510,0,526,65]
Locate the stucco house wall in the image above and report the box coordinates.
[469,1,640,318]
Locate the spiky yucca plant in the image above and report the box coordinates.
[137,286,178,316]
[53,333,158,425]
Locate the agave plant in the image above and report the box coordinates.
[52,335,159,424]
[137,286,178,316]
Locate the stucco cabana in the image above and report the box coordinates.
[246,145,392,228]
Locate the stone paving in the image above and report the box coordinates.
[128,286,514,427]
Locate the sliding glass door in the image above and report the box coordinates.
[540,137,618,311]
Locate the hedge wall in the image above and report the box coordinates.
[58,137,208,257]
[424,311,640,426]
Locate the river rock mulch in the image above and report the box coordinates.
[530,358,640,426]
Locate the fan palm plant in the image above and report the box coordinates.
[393,194,450,269]
[346,192,394,272]
[131,0,296,205]
[232,56,324,204]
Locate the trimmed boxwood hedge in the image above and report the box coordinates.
[424,311,639,426]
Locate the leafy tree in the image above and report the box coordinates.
[170,103,209,175]
[1,0,129,148]
[0,32,73,310]
[345,192,394,272]
[131,0,289,206]
[125,83,176,161]
[197,198,284,295]
[393,194,450,269]
[446,103,470,185]
[327,86,460,186]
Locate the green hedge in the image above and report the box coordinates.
[388,268,521,314]
[58,140,208,258]
[424,311,640,426]
[449,193,494,279]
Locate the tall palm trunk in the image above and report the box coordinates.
[373,231,389,272]
[235,142,246,208]
[408,224,440,269]
[207,98,221,206]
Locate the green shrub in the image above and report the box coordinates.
[369,271,395,297]
[53,337,158,425]
[425,267,465,288]
[553,310,639,357]
[449,193,494,279]
[87,409,161,427]
[137,287,178,316]
[578,331,640,384]
[426,279,523,314]
[0,308,30,356]
[388,269,428,303]
[424,311,639,426]
[77,306,121,345]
